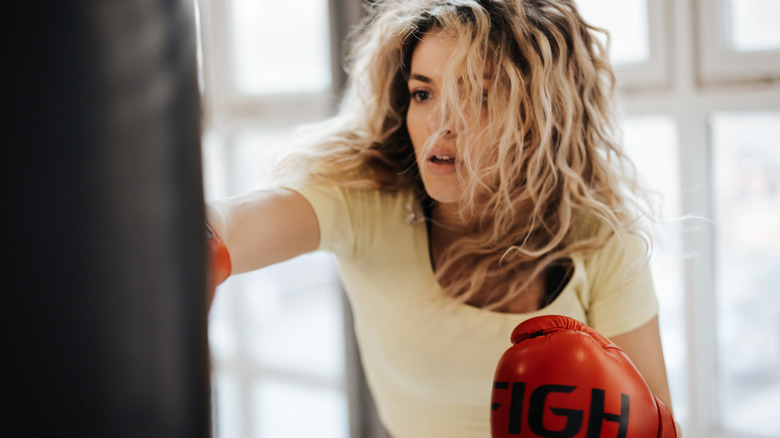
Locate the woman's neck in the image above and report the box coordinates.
[431,201,463,230]
[429,202,467,270]
[428,201,554,313]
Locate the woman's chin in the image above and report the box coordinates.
[420,171,463,206]
[425,188,461,208]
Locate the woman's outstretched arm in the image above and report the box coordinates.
[206,188,320,275]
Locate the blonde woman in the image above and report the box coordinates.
[207,0,676,436]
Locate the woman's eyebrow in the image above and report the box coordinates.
[409,73,491,84]
[408,73,432,83]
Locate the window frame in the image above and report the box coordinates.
[619,1,780,437]
[196,0,780,436]
[613,0,673,91]
[696,0,780,86]
[197,0,335,129]
[197,0,352,437]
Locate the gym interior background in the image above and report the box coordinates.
[198,0,780,437]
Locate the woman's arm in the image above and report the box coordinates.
[609,316,674,412]
[206,188,320,275]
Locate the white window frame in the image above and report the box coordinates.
[614,0,672,90]
[196,1,350,438]
[196,0,780,436]
[197,0,334,130]
[696,0,780,85]
[621,1,780,437]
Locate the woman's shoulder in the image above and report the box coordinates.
[563,213,651,285]
[286,177,417,222]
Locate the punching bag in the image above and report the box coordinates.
[7,1,210,437]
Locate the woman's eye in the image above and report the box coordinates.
[482,90,488,104]
[410,89,431,103]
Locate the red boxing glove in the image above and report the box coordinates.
[206,222,231,306]
[491,315,676,438]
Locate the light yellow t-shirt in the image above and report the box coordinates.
[288,182,659,438]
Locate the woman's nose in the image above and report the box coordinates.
[427,107,456,138]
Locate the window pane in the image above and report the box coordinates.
[212,372,246,438]
[202,130,229,201]
[205,125,347,437]
[712,112,780,436]
[253,379,348,438]
[231,0,331,94]
[577,0,650,65]
[620,115,689,423]
[232,128,293,191]
[238,254,345,380]
[727,0,780,52]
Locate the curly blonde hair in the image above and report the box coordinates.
[279,0,649,310]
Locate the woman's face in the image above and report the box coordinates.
[406,28,490,206]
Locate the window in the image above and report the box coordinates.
[197,0,348,437]
[620,115,689,422]
[578,0,670,89]
[197,1,780,437]
[712,112,780,436]
[231,0,331,95]
[581,0,780,436]
[727,0,780,52]
[697,0,780,84]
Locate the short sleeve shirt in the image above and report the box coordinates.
[287,182,659,438]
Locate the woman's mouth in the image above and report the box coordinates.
[426,152,457,175]
[430,154,455,164]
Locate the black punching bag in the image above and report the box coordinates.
[7,1,210,437]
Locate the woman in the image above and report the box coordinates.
[207,0,675,436]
